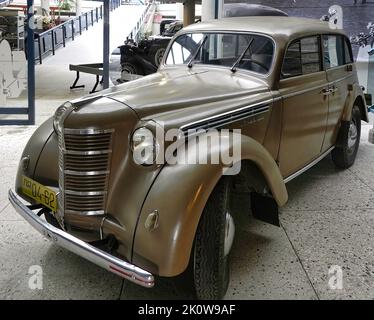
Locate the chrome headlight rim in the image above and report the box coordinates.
[131,126,160,166]
[53,101,74,134]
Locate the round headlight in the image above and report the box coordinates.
[132,127,159,165]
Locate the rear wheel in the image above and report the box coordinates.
[332,105,361,168]
[193,177,235,300]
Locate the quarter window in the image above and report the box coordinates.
[282,36,321,78]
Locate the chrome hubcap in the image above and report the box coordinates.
[348,120,358,150]
[224,211,235,257]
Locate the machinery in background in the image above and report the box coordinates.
[116,3,288,83]
[117,36,169,82]
[161,20,183,36]
[116,18,185,82]
[159,19,181,36]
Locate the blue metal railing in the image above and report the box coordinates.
[33,0,121,64]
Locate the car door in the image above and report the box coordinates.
[321,34,355,152]
[278,35,329,178]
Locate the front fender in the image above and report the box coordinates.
[132,133,287,276]
[15,117,54,200]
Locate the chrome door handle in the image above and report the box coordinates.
[321,88,331,96]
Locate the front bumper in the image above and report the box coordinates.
[8,189,154,288]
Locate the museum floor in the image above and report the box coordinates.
[1,4,374,300]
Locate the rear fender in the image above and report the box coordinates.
[341,84,369,122]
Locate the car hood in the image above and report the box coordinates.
[106,67,272,125]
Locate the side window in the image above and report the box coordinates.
[282,36,321,78]
[282,41,302,77]
[300,37,321,74]
[323,35,344,68]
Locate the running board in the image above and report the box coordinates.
[283,146,335,184]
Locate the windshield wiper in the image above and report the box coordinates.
[187,35,208,68]
[230,38,254,73]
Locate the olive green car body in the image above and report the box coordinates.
[13,17,368,278]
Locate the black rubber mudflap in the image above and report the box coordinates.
[250,192,280,227]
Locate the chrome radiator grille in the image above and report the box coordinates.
[58,128,114,216]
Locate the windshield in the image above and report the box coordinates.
[165,32,274,74]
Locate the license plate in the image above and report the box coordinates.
[21,175,58,212]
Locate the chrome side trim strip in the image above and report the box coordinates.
[64,128,115,135]
[8,189,154,288]
[284,146,335,184]
[181,100,272,132]
[330,74,353,84]
[65,190,107,196]
[281,74,354,100]
[281,83,327,99]
[192,108,269,132]
[64,170,110,176]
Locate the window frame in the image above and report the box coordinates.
[322,34,353,70]
[281,34,323,79]
[343,36,353,64]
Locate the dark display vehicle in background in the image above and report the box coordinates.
[116,3,288,82]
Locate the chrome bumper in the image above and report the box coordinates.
[8,189,154,288]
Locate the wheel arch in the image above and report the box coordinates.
[354,95,369,122]
[132,133,288,277]
[341,84,369,122]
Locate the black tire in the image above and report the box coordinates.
[149,45,166,67]
[332,105,361,169]
[193,177,234,300]
[121,61,144,80]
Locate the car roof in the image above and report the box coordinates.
[182,16,346,40]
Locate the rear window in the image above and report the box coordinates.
[323,35,345,69]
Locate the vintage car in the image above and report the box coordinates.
[9,17,369,299]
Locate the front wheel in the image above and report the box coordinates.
[193,177,235,300]
[332,105,361,169]
[120,61,143,82]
